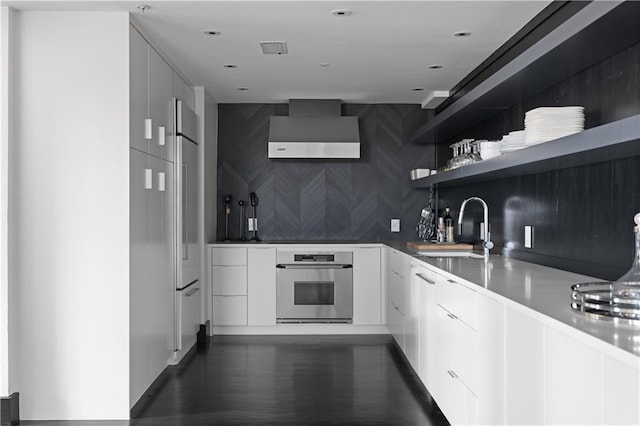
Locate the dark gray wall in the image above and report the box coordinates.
[436,41,640,281]
[216,104,434,241]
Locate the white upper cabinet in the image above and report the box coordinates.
[129,27,149,154]
[148,45,174,162]
[130,26,174,162]
[174,73,195,111]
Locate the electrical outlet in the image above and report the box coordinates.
[524,226,534,248]
[391,219,400,233]
[248,218,257,231]
[480,222,485,240]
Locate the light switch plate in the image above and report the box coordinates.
[391,219,400,233]
[524,226,533,248]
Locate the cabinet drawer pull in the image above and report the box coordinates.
[415,273,436,285]
[447,279,456,284]
[446,313,457,320]
[447,370,458,379]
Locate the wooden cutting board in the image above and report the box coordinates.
[407,241,474,250]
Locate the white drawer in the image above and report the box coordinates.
[212,295,247,325]
[211,266,247,295]
[388,249,409,277]
[437,304,478,394]
[438,277,477,329]
[210,247,247,265]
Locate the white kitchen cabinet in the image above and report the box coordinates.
[353,247,382,325]
[148,45,174,162]
[130,26,174,162]
[505,306,544,425]
[211,247,247,265]
[386,248,411,350]
[602,355,640,425]
[475,294,505,425]
[211,266,247,295]
[416,263,439,394]
[545,326,602,425]
[404,262,421,370]
[130,27,149,154]
[387,300,405,350]
[174,72,195,111]
[212,296,247,326]
[129,148,175,406]
[435,304,478,425]
[247,247,277,326]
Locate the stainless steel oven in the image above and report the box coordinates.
[276,251,353,323]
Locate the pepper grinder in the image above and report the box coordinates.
[238,200,246,241]
[223,194,232,241]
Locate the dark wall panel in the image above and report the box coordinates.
[216,104,434,242]
[436,41,640,281]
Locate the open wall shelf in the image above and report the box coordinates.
[409,1,640,146]
[411,114,640,189]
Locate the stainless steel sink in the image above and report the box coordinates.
[416,251,485,259]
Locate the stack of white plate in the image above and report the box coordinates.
[524,106,584,145]
[500,130,527,153]
[410,168,431,180]
[477,140,501,160]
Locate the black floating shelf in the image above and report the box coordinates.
[411,114,640,189]
[409,1,640,146]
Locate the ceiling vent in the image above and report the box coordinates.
[260,41,288,55]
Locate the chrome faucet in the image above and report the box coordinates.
[458,197,494,256]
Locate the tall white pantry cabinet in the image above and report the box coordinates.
[13,11,196,420]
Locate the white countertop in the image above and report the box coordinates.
[407,251,640,363]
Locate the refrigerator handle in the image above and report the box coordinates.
[182,161,188,260]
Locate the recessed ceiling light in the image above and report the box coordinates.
[428,64,443,70]
[136,4,150,15]
[204,30,222,36]
[237,87,249,91]
[331,9,352,17]
[453,31,472,37]
[411,88,424,92]
[223,64,238,68]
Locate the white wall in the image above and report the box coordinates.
[0,5,18,399]
[15,11,130,419]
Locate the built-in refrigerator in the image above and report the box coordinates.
[172,98,200,363]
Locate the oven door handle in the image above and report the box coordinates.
[276,264,353,269]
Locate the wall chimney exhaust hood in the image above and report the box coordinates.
[268,99,360,159]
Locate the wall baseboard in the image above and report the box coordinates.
[0,392,19,426]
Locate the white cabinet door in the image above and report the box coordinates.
[247,247,276,326]
[211,247,247,265]
[174,72,195,111]
[148,45,174,162]
[417,265,438,394]
[211,266,247,295]
[545,326,602,425]
[404,262,421,370]
[353,247,382,325]
[603,355,640,425]
[476,294,505,425]
[212,296,247,326]
[130,149,174,403]
[505,306,544,425]
[388,300,405,350]
[130,27,149,154]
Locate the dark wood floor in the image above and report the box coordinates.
[22,335,449,426]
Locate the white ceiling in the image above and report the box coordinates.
[4,1,552,104]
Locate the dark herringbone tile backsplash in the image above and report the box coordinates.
[216,103,434,241]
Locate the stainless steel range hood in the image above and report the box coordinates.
[268,99,360,159]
